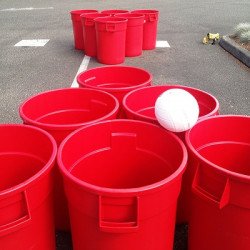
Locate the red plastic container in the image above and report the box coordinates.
[70,9,98,50]
[101,9,129,16]
[122,84,219,223]
[186,115,250,250]
[58,119,187,250]
[115,13,145,57]
[0,125,57,249]
[131,10,159,50]
[123,85,219,135]
[95,17,128,64]
[77,66,152,104]
[19,88,119,231]
[80,13,110,57]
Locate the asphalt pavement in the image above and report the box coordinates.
[0,0,250,249]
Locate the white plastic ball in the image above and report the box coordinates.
[155,88,199,132]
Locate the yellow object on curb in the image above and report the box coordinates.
[202,33,220,45]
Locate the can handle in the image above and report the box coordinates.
[148,13,158,22]
[84,76,96,83]
[192,166,230,209]
[99,196,139,233]
[105,23,116,32]
[0,191,31,237]
[84,19,95,26]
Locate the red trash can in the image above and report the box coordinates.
[131,9,159,50]
[115,13,145,57]
[186,115,250,250]
[77,66,152,117]
[0,125,57,250]
[58,119,187,250]
[19,88,119,231]
[123,85,219,125]
[95,17,128,64]
[80,13,111,57]
[122,84,219,223]
[77,66,152,103]
[101,9,129,16]
[70,9,98,50]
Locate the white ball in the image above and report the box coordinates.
[155,88,199,132]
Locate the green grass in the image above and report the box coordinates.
[239,30,250,43]
[232,23,250,39]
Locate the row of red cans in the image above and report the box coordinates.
[1,65,249,250]
[70,9,159,64]
[21,65,216,232]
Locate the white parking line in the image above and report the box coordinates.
[1,7,54,11]
[156,40,170,48]
[70,41,167,88]
[14,39,50,47]
[71,56,91,88]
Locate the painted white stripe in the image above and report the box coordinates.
[1,7,54,11]
[71,56,91,88]
[156,40,170,48]
[14,39,50,47]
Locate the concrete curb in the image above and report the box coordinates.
[219,35,250,68]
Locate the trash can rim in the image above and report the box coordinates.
[0,124,57,196]
[122,84,220,121]
[185,115,250,181]
[57,119,188,195]
[19,87,119,130]
[77,66,153,92]
[70,9,98,16]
